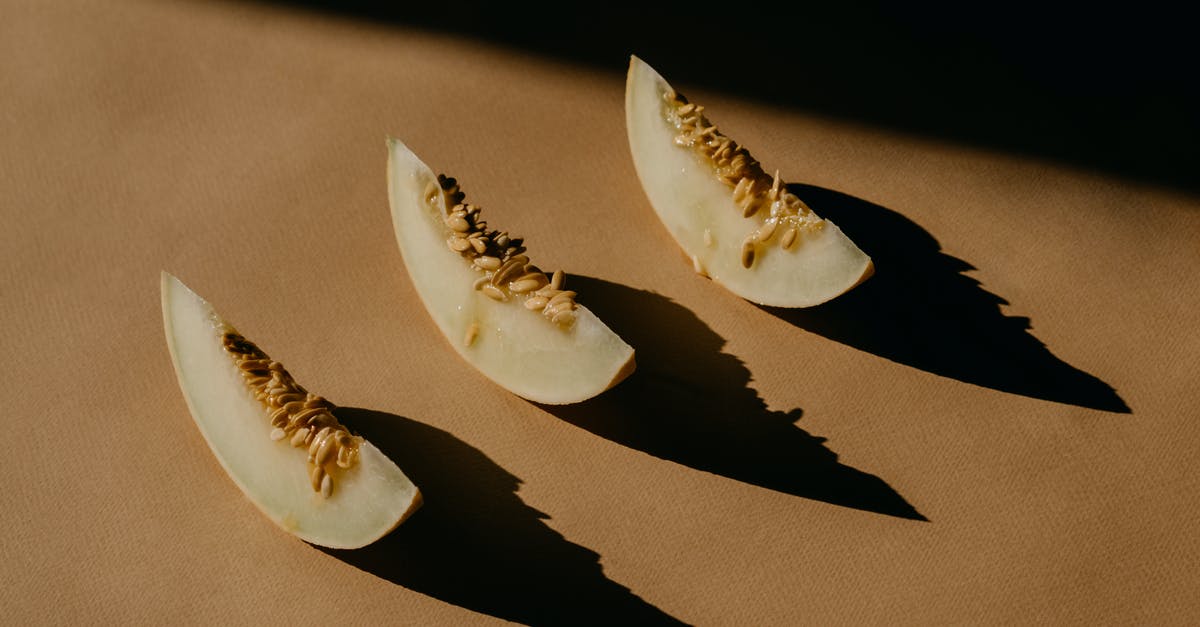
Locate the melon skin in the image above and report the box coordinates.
[386,138,635,405]
[161,272,421,549]
[625,55,873,308]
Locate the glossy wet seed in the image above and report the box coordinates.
[424,176,578,326]
[666,89,828,262]
[222,332,361,499]
[781,226,798,250]
[481,283,507,301]
[475,255,501,271]
[492,258,525,286]
[509,278,541,293]
[756,218,778,243]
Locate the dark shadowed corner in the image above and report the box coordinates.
[322,407,688,626]
[261,0,1199,194]
[541,275,927,522]
[770,184,1131,414]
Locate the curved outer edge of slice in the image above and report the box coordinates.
[624,55,874,308]
[160,271,421,549]
[385,138,635,404]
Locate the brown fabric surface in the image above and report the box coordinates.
[3,1,1197,624]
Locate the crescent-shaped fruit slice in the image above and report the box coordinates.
[161,272,421,549]
[625,55,873,307]
[387,138,635,404]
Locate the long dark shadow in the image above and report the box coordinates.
[771,184,1130,413]
[324,407,686,626]
[544,276,926,521]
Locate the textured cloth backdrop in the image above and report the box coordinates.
[2,1,1197,624]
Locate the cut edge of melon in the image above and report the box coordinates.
[385,137,636,405]
[625,55,874,308]
[160,271,422,550]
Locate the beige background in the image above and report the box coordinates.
[3,1,1198,624]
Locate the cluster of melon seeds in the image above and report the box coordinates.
[221,331,360,499]
[428,174,578,330]
[663,90,825,269]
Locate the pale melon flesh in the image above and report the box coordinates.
[625,55,873,307]
[386,138,635,404]
[161,272,421,549]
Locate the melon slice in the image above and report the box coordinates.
[625,55,873,307]
[386,138,635,404]
[161,272,421,549]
